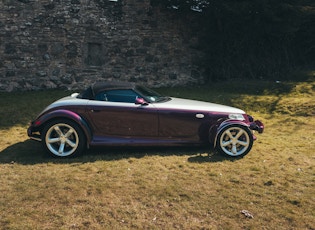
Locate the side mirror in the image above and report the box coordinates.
[135,97,149,105]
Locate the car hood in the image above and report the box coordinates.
[155,97,245,114]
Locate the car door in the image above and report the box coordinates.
[86,89,158,138]
[154,98,210,143]
[157,110,207,141]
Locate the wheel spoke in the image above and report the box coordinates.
[54,126,63,136]
[48,137,61,144]
[222,140,232,147]
[237,140,249,146]
[235,129,245,139]
[58,142,65,154]
[231,144,237,154]
[66,139,76,148]
[64,128,74,138]
[226,130,234,139]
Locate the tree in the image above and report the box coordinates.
[151,0,315,81]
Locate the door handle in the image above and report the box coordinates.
[91,109,101,113]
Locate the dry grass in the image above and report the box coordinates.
[0,76,314,229]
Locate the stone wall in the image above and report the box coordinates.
[0,0,204,92]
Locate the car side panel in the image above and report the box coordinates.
[157,108,211,143]
[86,101,159,138]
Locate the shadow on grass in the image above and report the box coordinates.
[0,140,237,165]
[187,153,241,163]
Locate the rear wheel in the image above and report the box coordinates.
[41,120,86,157]
[216,125,253,157]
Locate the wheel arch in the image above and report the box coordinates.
[35,110,92,145]
[210,119,251,149]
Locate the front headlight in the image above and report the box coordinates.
[228,114,245,121]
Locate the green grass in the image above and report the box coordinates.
[0,75,314,229]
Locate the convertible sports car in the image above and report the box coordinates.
[28,81,264,158]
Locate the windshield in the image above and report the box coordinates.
[135,86,170,103]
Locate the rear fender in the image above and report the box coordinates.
[210,119,251,148]
[33,109,92,144]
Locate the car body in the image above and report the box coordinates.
[28,81,264,158]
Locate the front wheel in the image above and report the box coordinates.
[41,120,86,157]
[216,125,253,157]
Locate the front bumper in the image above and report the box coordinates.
[27,125,42,141]
[249,120,264,134]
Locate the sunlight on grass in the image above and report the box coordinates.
[0,79,314,229]
[230,78,315,116]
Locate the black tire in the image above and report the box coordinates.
[41,119,86,157]
[216,125,253,157]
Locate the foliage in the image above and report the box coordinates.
[151,0,315,81]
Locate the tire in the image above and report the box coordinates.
[216,125,253,157]
[41,119,86,157]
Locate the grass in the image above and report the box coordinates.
[0,74,314,229]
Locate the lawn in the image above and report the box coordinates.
[0,75,314,229]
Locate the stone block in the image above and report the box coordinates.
[0,0,204,92]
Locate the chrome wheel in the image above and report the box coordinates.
[42,120,85,157]
[217,125,253,157]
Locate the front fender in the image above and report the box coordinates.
[30,109,92,144]
[209,119,251,148]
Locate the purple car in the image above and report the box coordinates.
[28,81,264,158]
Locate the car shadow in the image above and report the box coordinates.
[0,140,46,165]
[187,153,242,163]
[0,140,236,165]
